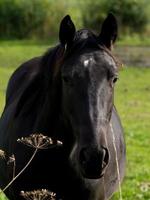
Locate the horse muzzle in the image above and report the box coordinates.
[79,146,109,179]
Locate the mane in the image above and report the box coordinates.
[32,44,66,134]
[40,44,65,86]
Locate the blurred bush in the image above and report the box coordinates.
[0,0,148,39]
[81,0,148,35]
[0,0,66,39]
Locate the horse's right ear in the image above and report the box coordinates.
[99,13,118,49]
[59,15,76,46]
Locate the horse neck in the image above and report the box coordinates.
[33,45,65,138]
[33,76,62,138]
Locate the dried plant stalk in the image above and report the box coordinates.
[2,148,38,193]
[2,133,63,193]
[7,154,16,179]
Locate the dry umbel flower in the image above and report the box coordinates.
[20,189,56,200]
[2,134,63,193]
[17,133,63,149]
[7,154,15,164]
[0,149,6,159]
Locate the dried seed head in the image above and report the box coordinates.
[7,154,15,164]
[139,182,150,192]
[57,140,63,145]
[0,149,6,159]
[17,133,63,149]
[20,189,56,200]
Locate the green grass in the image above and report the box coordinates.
[117,34,150,46]
[112,67,150,200]
[0,39,58,68]
[0,67,14,114]
[0,190,8,200]
[0,41,150,199]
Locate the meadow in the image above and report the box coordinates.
[0,41,150,200]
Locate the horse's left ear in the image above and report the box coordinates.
[59,15,76,46]
[99,13,118,49]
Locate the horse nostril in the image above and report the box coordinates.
[102,147,109,169]
[79,147,89,166]
[79,147,109,179]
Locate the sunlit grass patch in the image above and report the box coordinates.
[112,67,150,199]
[0,190,9,200]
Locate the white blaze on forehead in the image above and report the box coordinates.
[83,58,94,67]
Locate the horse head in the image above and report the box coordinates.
[58,14,119,179]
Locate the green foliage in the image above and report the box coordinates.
[0,0,66,39]
[81,0,148,35]
[0,0,45,38]
[0,0,149,39]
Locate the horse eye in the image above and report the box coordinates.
[110,76,118,87]
[112,77,118,83]
[63,76,72,85]
[63,76,69,82]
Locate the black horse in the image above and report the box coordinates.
[0,14,126,200]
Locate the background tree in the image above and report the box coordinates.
[81,0,148,35]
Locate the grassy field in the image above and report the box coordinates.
[113,67,150,200]
[0,41,150,199]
